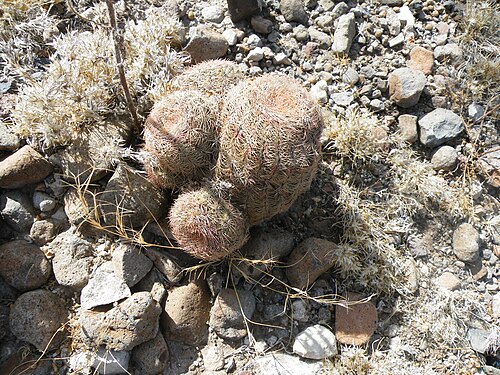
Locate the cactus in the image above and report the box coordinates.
[216,75,323,225]
[168,187,249,261]
[171,60,244,96]
[143,90,218,189]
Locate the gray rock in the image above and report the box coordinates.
[0,275,18,301]
[452,223,480,262]
[332,2,349,18]
[315,15,333,28]
[431,145,458,171]
[99,164,167,230]
[331,91,354,106]
[81,262,131,309]
[0,240,51,292]
[201,5,224,23]
[133,268,168,304]
[30,217,61,245]
[436,272,461,290]
[0,125,20,151]
[0,191,35,233]
[0,304,9,341]
[293,324,337,359]
[280,0,308,24]
[468,103,485,123]
[332,13,356,54]
[308,27,331,48]
[342,67,359,85]
[479,147,500,187]
[398,114,418,143]
[245,353,324,374]
[131,332,169,375]
[318,0,335,11]
[418,108,464,147]
[222,29,238,46]
[434,43,464,67]
[210,288,256,341]
[112,243,153,287]
[32,191,56,212]
[49,118,131,183]
[162,280,211,346]
[273,52,292,65]
[92,347,130,375]
[48,230,94,290]
[386,8,401,35]
[0,146,53,189]
[63,186,101,225]
[251,16,273,34]
[9,289,67,351]
[310,80,328,104]
[293,25,309,41]
[247,47,264,61]
[80,292,161,351]
[227,0,262,23]
[145,248,183,284]
[492,293,500,318]
[291,300,309,322]
[388,67,426,108]
[184,25,228,63]
[467,328,492,354]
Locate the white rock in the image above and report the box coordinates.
[310,80,328,104]
[492,294,500,318]
[293,324,338,359]
[431,145,458,171]
[398,5,415,27]
[332,13,356,54]
[33,191,56,212]
[92,347,130,375]
[247,353,324,374]
[273,52,291,65]
[201,5,225,23]
[222,29,238,46]
[247,47,264,61]
[468,103,485,123]
[389,33,404,48]
[80,262,131,310]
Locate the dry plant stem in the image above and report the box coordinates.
[105,0,139,132]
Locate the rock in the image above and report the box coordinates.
[144,248,183,284]
[99,164,167,229]
[0,190,35,233]
[310,80,328,104]
[331,91,354,106]
[247,47,264,61]
[388,33,404,48]
[452,223,480,262]
[209,288,256,341]
[112,243,153,287]
[0,304,10,341]
[48,230,94,290]
[436,272,461,290]
[234,227,295,280]
[222,29,238,46]
[131,332,169,375]
[293,324,337,359]
[49,118,131,183]
[431,145,457,171]
[227,0,262,23]
[0,351,54,374]
[80,292,161,351]
[467,328,491,354]
[133,268,168,304]
[318,0,335,11]
[386,8,401,36]
[388,67,426,108]
[468,103,485,123]
[407,46,434,75]
[382,0,402,5]
[335,293,377,345]
[479,147,500,188]
[245,353,324,374]
[0,125,20,151]
[291,300,309,322]
[398,5,415,27]
[32,191,56,212]
[332,13,356,54]
[9,289,67,351]
[0,240,51,292]
[201,344,225,371]
[162,279,211,346]
[280,0,308,24]
[251,16,273,34]
[0,275,18,301]
[0,145,53,189]
[285,237,338,290]
[418,108,464,147]
[434,43,464,67]
[92,347,130,375]
[342,67,359,85]
[201,5,224,23]
[63,186,101,225]
[184,25,228,63]
[273,52,292,65]
[308,27,332,49]
[81,262,131,309]
[398,114,418,143]
[332,2,349,18]
[492,294,500,318]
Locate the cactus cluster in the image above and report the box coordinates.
[143,60,323,261]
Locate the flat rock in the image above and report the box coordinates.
[467,328,491,354]
[145,248,183,284]
[227,0,262,22]
[9,289,67,351]
[112,243,153,287]
[398,114,418,143]
[184,25,228,63]
[0,190,35,233]
[244,353,324,374]
[131,332,169,375]
[0,145,53,189]
[293,324,337,359]
[332,13,356,54]
[48,230,94,290]
[80,292,161,351]
[49,118,131,183]
[80,262,131,309]
[431,145,458,171]
[0,124,20,151]
[388,67,426,108]
[434,43,464,67]
[0,240,51,291]
[285,237,338,290]
[92,347,130,375]
[436,272,461,290]
[209,288,256,341]
[452,223,480,262]
[162,279,211,346]
[280,0,308,24]
[407,46,434,75]
[335,293,377,345]
[418,108,464,147]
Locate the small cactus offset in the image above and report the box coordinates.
[168,187,249,261]
[143,90,218,189]
[216,75,323,225]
